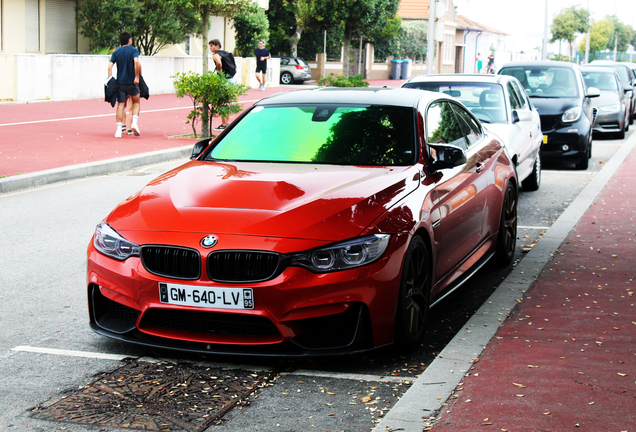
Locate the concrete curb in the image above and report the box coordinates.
[373,133,636,432]
[0,145,193,194]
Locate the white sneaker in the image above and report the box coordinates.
[131,122,140,136]
[115,127,122,138]
[262,84,266,91]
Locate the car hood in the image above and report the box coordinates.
[107,161,419,241]
[592,91,621,107]
[530,97,580,116]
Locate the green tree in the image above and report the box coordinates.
[550,6,589,59]
[298,0,400,77]
[232,2,270,56]
[588,19,615,52]
[173,0,252,137]
[76,0,199,55]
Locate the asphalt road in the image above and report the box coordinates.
[0,129,631,432]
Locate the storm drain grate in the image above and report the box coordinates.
[31,360,274,431]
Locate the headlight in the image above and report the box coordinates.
[93,222,140,261]
[290,234,390,272]
[562,106,582,123]
[599,104,620,113]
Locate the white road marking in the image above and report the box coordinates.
[11,345,132,361]
[0,100,261,127]
[518,225,550,230]
[11,345,410,382]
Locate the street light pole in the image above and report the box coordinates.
[584,0,590,63]
[542,0,548,60]
[426,0,436,74]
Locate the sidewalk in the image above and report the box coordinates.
[376,134,636,431]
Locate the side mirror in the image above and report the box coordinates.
[586,87,601,98]
[513,109,532,123]
[623,84,633,96]
[191,138,212,160]
[429,143,467,171]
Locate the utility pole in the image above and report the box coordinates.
[542,0,548,60]
[426,0,436,74]
[584,0,590,63]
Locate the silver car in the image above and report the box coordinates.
[402,74,543,191]
[581,66,629,139]
[275,56,312,85]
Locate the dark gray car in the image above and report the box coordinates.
[581,66,629,139]
[590,60,635,124]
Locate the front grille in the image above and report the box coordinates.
[539,114,560,132]
[140,308,280,338]
[207,251,281,282]
[141,246,201,280]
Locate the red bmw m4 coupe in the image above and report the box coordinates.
[87,87,518,356]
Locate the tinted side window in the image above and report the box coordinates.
[507,82,521,110]
[427,101,468,150]
[450,103,482,148]
[510,81,530,110]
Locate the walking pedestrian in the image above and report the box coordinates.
[486,51,495,74]
[476,53,483,74]
[108,31,141,137]
[254,40,270,91]
[208,39,237,131]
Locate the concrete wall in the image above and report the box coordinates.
[0,54,280,103]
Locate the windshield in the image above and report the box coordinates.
[402,82,506,124]
[582,71,619,92]
[206,104,416,166]
[500,66,580,98]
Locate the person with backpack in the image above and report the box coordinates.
[208,39,237,131]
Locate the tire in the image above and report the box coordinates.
[617,128,626,140]
[521,152,541,191]
[395,235,431,351]
[280,72,294,85]
[494,182,517,267]
[575,138,590,170]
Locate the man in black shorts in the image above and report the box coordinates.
[108,31,142,137]
[254,40,270,91]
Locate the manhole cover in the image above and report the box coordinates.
[31,359,273,431]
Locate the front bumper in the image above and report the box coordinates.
[592,110,624,133]
[540,117,591,162]
[87,233,408,357]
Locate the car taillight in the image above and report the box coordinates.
[295,65,304,70]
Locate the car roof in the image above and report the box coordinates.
[256,87,444,108]
[404,73,509,85]
[580,66,619,74]
[499,60,579,69]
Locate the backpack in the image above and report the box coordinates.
[217,50,237,78]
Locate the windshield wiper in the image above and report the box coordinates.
[529,95,561,99]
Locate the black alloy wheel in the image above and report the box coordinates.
[494,182,517,267]
[395,235,431,350]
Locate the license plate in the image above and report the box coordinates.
[159,283,253,309]
[542,135,548,144]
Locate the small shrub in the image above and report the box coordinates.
[173,71,248,137]
[317,74,369,87]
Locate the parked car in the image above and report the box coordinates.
[402,74,543,191]
[499,61,600,170]
[87,88,518,356]
[590,60,636,124]
[581,66,629,139]
[275,56,312,84]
